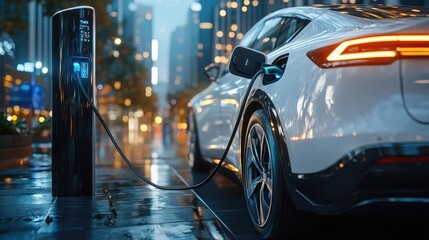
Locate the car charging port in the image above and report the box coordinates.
[263,54,288,85]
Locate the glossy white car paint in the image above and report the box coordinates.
[189,6,429,175]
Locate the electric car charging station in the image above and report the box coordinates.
[51,6,95,197]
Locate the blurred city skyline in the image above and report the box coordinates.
[136,0,195,112]
[135,0,194,84]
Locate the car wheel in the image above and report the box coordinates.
[187,111,210,172]
[243,109,314,239]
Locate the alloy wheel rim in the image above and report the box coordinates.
[245,124,273,227]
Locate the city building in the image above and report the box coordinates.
[168,4,200,95]
[0,1,51,126]
[196,1,217,84]
[134,5,154,84]
[168,26,187,95]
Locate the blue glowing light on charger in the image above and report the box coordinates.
[73,62,80,73]
[72,57,90,80]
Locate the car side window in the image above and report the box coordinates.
[220,21,263,78]
[274,17,309,49]
[250,17,285,54]
[239,22,263,47]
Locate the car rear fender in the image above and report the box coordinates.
[241,89,297,194]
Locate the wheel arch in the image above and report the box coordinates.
[186,104,202,138]
[241,89,295,192]
[186,105,197,136]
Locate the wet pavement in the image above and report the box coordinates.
[2,126,429,240]
[0,128,237,240]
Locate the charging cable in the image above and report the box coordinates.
[74,68,270,190]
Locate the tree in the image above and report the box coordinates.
[106,40,158,118]
[0,0,29,35]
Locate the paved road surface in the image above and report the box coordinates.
[1,127,429,239]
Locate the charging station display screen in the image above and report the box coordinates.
[72,56,91,80]
[80,19,91,43]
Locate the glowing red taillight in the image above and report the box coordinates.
[307,35,429,68]
[374,156,429,164]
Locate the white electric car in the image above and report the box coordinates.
[186,4,429,239]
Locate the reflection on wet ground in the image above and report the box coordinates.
[2,127,429,239]
[0,128,233,239]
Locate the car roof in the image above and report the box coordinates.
[316,4,429,19]
[271,4,429,20]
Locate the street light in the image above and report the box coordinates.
[190,2,202,12]
[124,98,132,107]
[35,61,42,69]
[114,37,122,45]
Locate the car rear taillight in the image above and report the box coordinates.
[307,35,429,68]
[373,155,429,164]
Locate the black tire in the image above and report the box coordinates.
[243,109,316,239]
[186,111,210,172]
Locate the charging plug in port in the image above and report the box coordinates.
[262,54,288,85]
